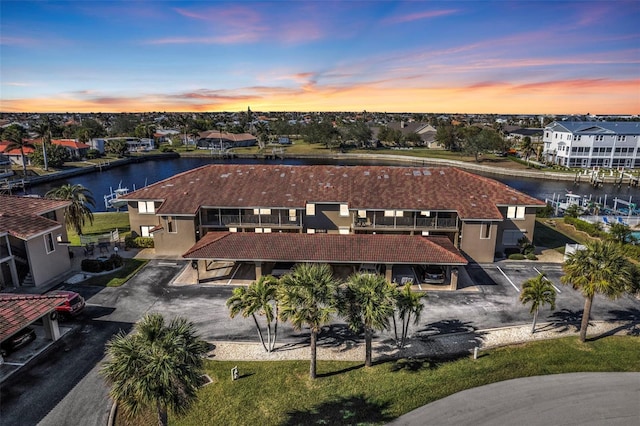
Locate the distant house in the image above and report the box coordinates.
[504,128,543,143]
[384,122,440,148]
[0,153,13,178]
[50,139,91,159]
[0,140,35,166]
[196,131,257,148]
[0,195,72,288]
[543,121,640,168]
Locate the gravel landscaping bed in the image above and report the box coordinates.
[208,321,638,362]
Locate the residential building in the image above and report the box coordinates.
[0,141,34,166]
[542,121,640,168]
[121,165,545,284]
[195,130,257,149]
[0,195,72,288]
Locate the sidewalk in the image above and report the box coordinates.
[208,320,638,362]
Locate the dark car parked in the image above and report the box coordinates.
[1,327,36,357]
[421,266,446,284]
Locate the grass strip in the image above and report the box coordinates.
[118,335,640,426]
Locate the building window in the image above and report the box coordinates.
[44,232,55,254]
[503,230,524,246]
[306,203,315,216]
[138,201,155,214]
[507,206,526,219]
[289,209,297,221]
[339,204,349,217]
[339,227,350,235]
[480,223,491,239]
[166,216,176,233]
[140,226,154,238]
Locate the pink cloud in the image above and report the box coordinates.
[383,9,459,25]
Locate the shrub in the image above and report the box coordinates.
[86,149,101,159]
[508,253,526,260]
[81,259,103,273]
[160,145,174,153]
[564,216,605,238]
[125,235,154,248]
[525,253,538,260]
[81,254,124,273]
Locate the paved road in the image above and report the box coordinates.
[1,260,638,426]
[388,373,640,426]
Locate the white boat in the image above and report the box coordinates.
[104,184,130,210]
[545,192,592,215]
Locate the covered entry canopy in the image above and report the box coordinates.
[183,232,468,265]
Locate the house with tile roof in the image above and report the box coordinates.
[0,195,72,289]
[0,141,35,167]
[542,121,640,168]
[121,164,545,286]
[195,130,257,148]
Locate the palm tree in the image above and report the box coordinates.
[520,136,535,165]
[31,118,51,171]
[339,273,396,367]
[45,184,95,235]
[227,275,280,352]
[561,240,634,342]
[101,313,208,426]
[393,283,426,348]
[4,125,33,177]
[279,263,339,379]
[520,273,556,333]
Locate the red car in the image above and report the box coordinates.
[49,290,86,319]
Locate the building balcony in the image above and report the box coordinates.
[202,213,303,229]
[353,215,458,231]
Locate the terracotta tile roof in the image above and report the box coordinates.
[51,139,90,149]
[198,131,256,143]
[122,164,545,219]
[0,140,35,155]
[0,293,67,342]
[183,232,468,265]
[0,195,70,239]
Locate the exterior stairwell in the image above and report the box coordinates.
[21,272,35,287]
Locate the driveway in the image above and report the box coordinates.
[388,373,640,426]
[1,260,638,426]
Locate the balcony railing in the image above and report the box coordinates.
[203,213,302,228]
[354,215,458,230]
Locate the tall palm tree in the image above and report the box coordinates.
[393,283,426,349]
[520,273,556,333]
[31,118,51,171]
[4,125,33,177]
[339,273,396,367]
[227,275,280,352]
[279,263,339,379]
[101,313,208,426]
[520,136,535,165]
[45,184,95,235]
[561,240,634,342]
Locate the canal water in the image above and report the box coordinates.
[25,157,640,212]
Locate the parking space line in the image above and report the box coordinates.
[533,267,562,293]
[495,266,520,292]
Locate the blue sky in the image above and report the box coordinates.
[1,0,639,114]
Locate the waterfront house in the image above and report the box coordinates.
[120,165,545,285]
[195,131,257,149]
[0,141,34,167]
[543,121,640,169]
[0,195,72,289]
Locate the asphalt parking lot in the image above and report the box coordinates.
[1,259,638,426]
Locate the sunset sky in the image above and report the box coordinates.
[1,1,639,114]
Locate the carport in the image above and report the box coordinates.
[0,294,67,372]
[183,232,468,289]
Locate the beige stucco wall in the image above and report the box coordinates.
[495,207,537,253]
[27,233,71,287]
[460,221,498,263]
[153,216,197,256]
[127,201,160,237]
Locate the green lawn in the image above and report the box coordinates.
[121,335,640,426]
[81,258,148,287]
[67,212,130,246]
